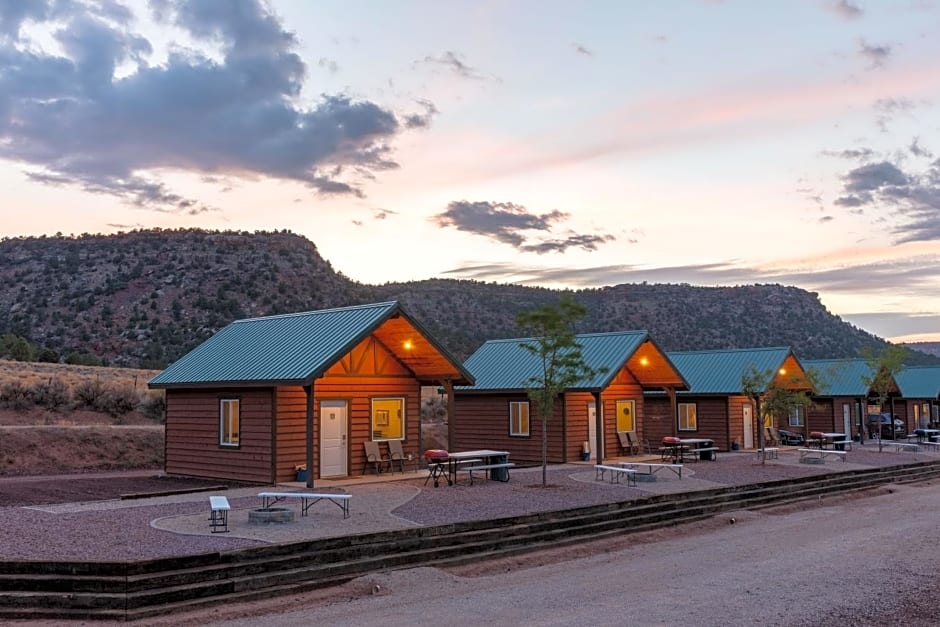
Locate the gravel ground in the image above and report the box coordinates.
[0,444,935,562]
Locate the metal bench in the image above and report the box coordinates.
[756,447,779,461]
[258,492,351,518]
[209,495,230,533]
[798,448,847,463]
[460,462,515,485]
[594,464,637,486]
[619,461,683,479]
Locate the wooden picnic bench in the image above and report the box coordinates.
[459,462,515,485]
[208,495,230,533]
[619,461,683,479]
[594,464,637,486]
[258,492,351,518]
[756,447,779,461]
[798,448,847,463]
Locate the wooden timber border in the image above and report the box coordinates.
[2,460,939,621]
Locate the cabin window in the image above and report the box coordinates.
[509,401,530,436]
[678,403,697,431]
[219,399,240,447]
[788,406,805,427]
[371,397,404,440]
[616,400,635,432]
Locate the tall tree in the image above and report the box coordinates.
[517,296,601,486]
[862,345,906,452]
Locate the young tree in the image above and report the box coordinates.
[517,296,601,486]
[862,345,906,452]
[741,366,814,464]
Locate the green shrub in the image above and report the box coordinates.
[96,385,138,417]
[139,391,166,423]
[0,381,32,410]
[31,379,71,411]
[73,379,105,409]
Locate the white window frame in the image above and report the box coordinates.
[509,401,530,436]
[788,406,805,427]
[371,397,405,441]
[678,403,697,431]
[219,398,240,447]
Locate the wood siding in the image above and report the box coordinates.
[165,388,274,483]
[643,396,674,445]
[599,371,644,460]
[808,399,835,433]
[676,397,730,451]
[454,394,566,463]
[164,335,421,483]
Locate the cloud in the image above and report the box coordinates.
[434,200,568,246]
[910,138,934,159]
[821,147,874,160]
[826,0,863,19]
[572,43,592,56]
[443,254,940,300]
[830,151,940,243]
[0,0,420,213]
[520,233,616,254]
[873,97,916,132]
[419,51,485,80]
[402,99,438,129]
[858,39,892,69]
[318,57,339,73]
[433,200,617,253]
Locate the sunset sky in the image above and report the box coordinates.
[2,0,939,343]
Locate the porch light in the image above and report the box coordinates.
[639,357,649,366]
[403,339,414,350]
[779,368,787,375]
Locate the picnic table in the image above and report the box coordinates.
[809,432,850,450]
[424,449,512,487]
[679,438,718,461]
[914,428,940,443]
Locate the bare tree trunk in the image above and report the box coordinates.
[542,413,548,486]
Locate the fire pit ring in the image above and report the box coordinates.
[248,507,295,524]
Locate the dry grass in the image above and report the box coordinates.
[0,359,159,392]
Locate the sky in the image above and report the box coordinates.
[1,0,940,344]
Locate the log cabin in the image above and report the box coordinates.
[452,331,687,463]
[645,347,812,451]
[148,301,472,485]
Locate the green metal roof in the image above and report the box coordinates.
[895,366,940,399]
[458,331,660,392]
[666,347,797,395]
[802,359,875,397]
[149,301,472,388]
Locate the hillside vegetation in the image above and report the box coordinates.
[0,229,935,368]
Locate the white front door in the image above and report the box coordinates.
[842,403,852,436]
[587,402,602,461]
[320,400,347,478]
[743,403,754,449]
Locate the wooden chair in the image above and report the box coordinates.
[387,439,408,473]
[363,441,389,475]
[618,431,639,456]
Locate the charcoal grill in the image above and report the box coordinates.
[423,449,451,487]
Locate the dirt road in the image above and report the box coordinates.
[191,482,940,627]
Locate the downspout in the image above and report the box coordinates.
[270,388,278,485]
[304,383,314,489]
[857,397,865,444]
[444,380,455,451]
[666,387,678,438]
[593,391,603,463]
[561,393,568,462]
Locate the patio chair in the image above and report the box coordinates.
[363,441,389,475]
[618,431,639,456]
[764,427,780,447]
[387,439,407,473]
